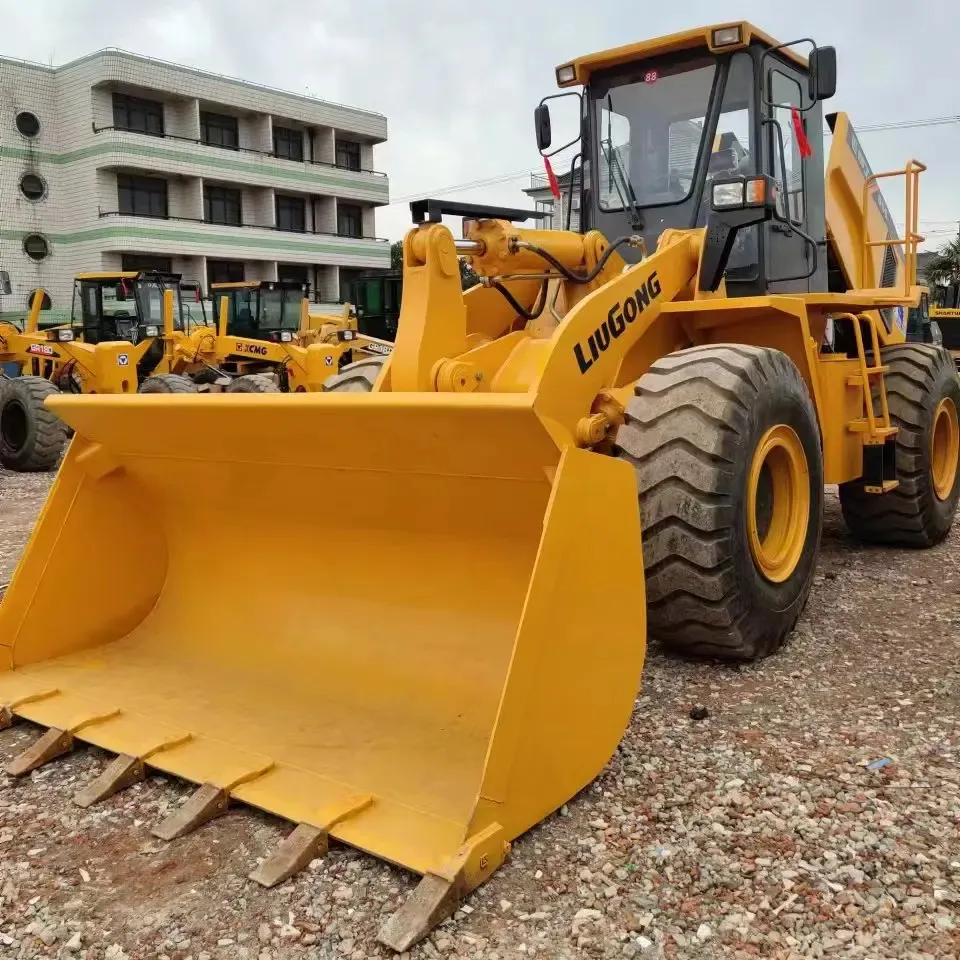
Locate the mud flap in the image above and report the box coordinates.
[0,391,646,948]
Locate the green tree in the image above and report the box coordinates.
[460,257,480,291]
[922,236,960,288]
[390,241,479,291]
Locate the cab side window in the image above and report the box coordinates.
[769,70,805,224]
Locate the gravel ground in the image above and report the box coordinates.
[1,465,958,960]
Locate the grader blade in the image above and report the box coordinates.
[0,391,646,949]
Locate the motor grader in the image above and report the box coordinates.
[0,276,392,468]
[169,279,394,394]
[2,22,959,953]
[0,272,205,470]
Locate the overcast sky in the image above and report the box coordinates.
[3,0,958,246]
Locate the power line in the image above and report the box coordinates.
[389,169,533,205]
[853,115,960,132]
[389,112,960,208]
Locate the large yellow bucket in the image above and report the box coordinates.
[0,391,645,948]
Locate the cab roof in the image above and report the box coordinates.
[555,22,807,87]
[75,271,182,282]
[210,280,308,291]
[75,271,140,280]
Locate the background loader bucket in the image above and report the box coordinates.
[0,392,646,949]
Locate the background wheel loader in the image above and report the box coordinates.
[2,21,959,954]
[0,272,206,470]
[929,283,960,368]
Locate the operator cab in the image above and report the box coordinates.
[211,280,308,341]
[70,272,187,345]
[351,273,402,342]
[536,23,837,296]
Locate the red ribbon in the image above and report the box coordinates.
[543,155,561,200]
[791,106,813,159]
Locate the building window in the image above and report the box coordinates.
[117,174,168,218]
[19,173,46,201]
[275,195,306,233]
[207,260,245,286]
[278,264,309,284]
[121,254,173,273]
[112,93,164,136]
[337,203,363,238]
[26,289,51,310]
[23,234,50,261]
[273,125,304,162]
[15,111,40,138]
[201,111,239,150]
[204,185,243,226]
[335,139,361,171]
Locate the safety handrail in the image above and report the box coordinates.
[859,160,926,297]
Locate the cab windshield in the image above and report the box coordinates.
[594,57,752,211]
[260,289,301,331]
[138,278,186,332]
[214,286,303,337]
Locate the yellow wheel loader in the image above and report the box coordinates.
[929,284,960,368]
[2,22,959,952]
[178,279,394,393]
[0,273,204,469]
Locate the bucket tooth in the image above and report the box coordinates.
[379,823,509,952]
[0,706,12,731]
[250,794,373,888]
[5,727,73,777]
[74,754,145,808]
[378,874,464,953]
[152,783,229,841]
[249,824,328,888]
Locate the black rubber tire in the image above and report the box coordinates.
[226,374,280,393]
[614,345,824,660]
[322,357,385,393]
[0,376,68,472]
[840,344,960,546]
[138,374,199,394]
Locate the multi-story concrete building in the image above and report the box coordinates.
[0,49,389,323]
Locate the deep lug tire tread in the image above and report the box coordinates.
[839,344,960,547]
[614,345,823,660]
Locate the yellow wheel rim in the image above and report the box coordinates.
[747,424,810,583]
[931,397,959,501]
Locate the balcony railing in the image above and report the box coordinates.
[92,123,387,177]
[96,209,389,243]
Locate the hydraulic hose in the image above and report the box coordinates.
[514,235,639,285]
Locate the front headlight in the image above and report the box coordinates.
[712,181,745,209]
[48,328,75,342]
[555,64,576,85]
[712,26,743,47]
[143,325,159,338]
[279,330,294,343]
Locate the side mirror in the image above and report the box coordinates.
[534,104,552,152]
[0,270,10,296]
[809,46,837,102]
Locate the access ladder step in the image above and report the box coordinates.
[862,437,898,493]
[865,480,899,494]
[848,421,897,437]
[845,367,889,386]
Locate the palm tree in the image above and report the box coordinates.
[922,236,960,288]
